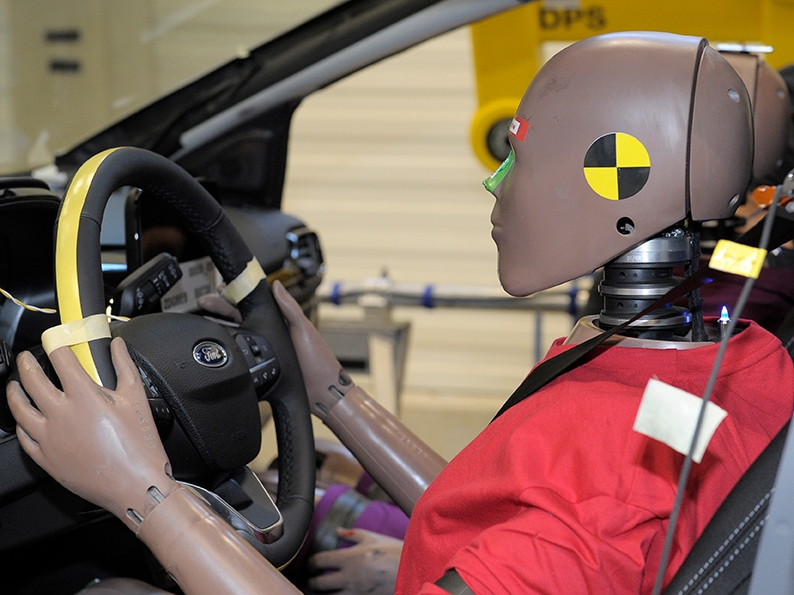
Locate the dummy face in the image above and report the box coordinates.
[487,145,536,297]
[488,167,514,295]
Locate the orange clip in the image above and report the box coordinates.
[752,185,793,209]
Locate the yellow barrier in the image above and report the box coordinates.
[470,0,794,170]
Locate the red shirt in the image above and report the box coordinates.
[398,322,794,594]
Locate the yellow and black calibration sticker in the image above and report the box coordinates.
[583,132,650,200]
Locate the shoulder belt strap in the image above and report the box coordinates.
[435,569,476,594]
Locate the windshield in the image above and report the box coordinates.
[0,0,343,175]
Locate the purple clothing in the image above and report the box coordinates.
[296,483,409,565]
[699,265,794,331]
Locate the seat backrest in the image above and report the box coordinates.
[662,423,789,595]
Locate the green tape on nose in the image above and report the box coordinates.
[483,149,515,193]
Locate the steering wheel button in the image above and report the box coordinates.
[135,288,146,309]
[235,335,257,365]
[141,279,157,297]
[148,397,172,426]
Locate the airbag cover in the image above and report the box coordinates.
[113,313,260,472]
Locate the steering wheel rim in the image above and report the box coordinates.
[53,146,315,567]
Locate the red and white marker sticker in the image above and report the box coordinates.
[509,116,529,141]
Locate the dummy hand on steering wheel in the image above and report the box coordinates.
[200,280,355,422]
[7,337,178,531]
[307,528,402,595]
[201,279,446,516]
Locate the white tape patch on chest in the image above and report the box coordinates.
[633,378,728,463]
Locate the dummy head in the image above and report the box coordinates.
[720,50,790,182]
[485,32,754,297]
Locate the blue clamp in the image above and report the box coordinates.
[422,285,435,309]
[330,282,342,305]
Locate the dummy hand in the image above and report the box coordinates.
[197,292,242,323]
[7,338,178,531]
[200,281,353,421]
[271,280,355,421]
[308,529,402,595]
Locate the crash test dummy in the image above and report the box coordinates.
[267,44,794,595]
[7,31,794,595]
[695,50,794,332]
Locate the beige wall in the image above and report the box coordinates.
[282,28,575,460]
[0,0,339,172]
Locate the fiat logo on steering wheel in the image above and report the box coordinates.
[193,341,228,368]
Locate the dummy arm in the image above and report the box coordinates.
[7,338,301,595]
[271,281,447,515]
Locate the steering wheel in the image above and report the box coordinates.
[52,147,315,568]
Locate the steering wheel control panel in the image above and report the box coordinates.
[137,365,174,429]
[234,332,280,395]
[111,253,183,317]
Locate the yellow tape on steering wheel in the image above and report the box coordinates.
[41,314,112,356]
[221,258,266,305]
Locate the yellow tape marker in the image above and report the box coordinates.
[41,313,111,356]
[221,258,266,305]
[633,378,727,464]
[709,239,767,279]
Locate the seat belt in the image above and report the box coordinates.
[435,569,475,595]
[491,267,713,421]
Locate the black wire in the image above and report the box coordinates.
[687,226,707,342]
[651,182,785,595]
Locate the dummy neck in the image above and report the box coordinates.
[566,226,749,349]
[596,228,695,340]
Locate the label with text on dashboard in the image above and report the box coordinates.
[160,256,223,313]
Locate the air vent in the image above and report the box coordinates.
[286,227,324,279]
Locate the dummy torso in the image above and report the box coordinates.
[399,322,794,594]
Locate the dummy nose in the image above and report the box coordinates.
[482,149,514,196]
